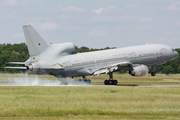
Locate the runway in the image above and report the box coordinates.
[3,73,180,87]
[0,82,180,87]
[118,84,180,87]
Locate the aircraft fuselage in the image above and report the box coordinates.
[26,44,178,77]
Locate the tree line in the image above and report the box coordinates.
[0,43,180,74]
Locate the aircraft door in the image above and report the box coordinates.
[65,61,71,70]
[130,52,136,61]
[160,48,167,57]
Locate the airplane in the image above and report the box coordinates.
[5,25,179,85]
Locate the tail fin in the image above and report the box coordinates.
[22,25,49,56]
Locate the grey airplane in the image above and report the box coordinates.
[5,25,179,85]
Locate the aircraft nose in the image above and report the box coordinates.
[175,51,179,58]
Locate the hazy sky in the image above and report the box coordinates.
[0,0,180,48]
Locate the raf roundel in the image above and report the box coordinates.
[38,43,41,46]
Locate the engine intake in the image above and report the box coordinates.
[27,62,40,71]
[50,42,75,54]
[129,65,149,77]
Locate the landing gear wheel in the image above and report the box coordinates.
[151,72,156,76]
[113,80,118,85]
[109,80,113,85]
[104,80,108,85]
[79,76,92,85]
[104,80,118,85]
[78,79,83,82]
[86,79,91,84]
[104,72,118,85]
[151,66,156,76]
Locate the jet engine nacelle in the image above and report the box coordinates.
[50,42,75,54]
[129,65,149,77]
[27,62,40,71]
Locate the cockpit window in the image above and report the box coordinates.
[172,49,175,52]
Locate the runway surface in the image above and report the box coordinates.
[118,84,180,87]
[0,82,180,87]
[2,73,180,86]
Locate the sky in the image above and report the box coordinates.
[0,0,180,49]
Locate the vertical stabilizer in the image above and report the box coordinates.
[22,25,49,56]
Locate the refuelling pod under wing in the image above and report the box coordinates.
[129,65,149,77]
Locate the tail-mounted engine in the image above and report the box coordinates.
[129,65,149,77]
[27,62,40,71]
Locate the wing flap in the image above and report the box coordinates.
[92,61,132,77]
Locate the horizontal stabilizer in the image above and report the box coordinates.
[4,67,27,69]
[6,62,25,65]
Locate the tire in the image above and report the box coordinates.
[109,80,113,85]
[151,72,156,76]
[104,80,108,85]
[86,79,91,84]
[113,80,118,85]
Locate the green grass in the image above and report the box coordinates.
[0,73,180,119]
[0,86,180,119]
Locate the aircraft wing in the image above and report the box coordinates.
[92,61,133,76]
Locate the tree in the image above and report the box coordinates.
[148,67,157,73]
[0,43,29,73]
[162,66,174,74]
[9,50,21,62]
[177,66,180,73]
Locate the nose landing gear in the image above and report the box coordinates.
[151,72,156,76]
[151,66,156,76]
[104,72,118,85]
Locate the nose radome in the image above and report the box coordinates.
[176,51,179,57]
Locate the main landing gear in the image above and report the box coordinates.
[78,76,91,84]
[151,66,156,76]
[104,72,118,85]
